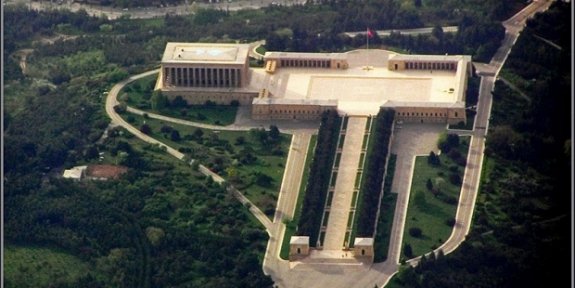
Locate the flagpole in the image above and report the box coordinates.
[365,28,371,70]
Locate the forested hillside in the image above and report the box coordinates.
[3,7,274,288]
[389,2,571,287]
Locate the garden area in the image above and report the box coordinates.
[401,133,470,259]
[119,73,238,126]
[115,112,291,219]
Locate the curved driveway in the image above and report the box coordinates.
[105,68,275,232]
[105,69,185,160]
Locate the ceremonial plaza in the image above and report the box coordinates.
[155,42,472,125]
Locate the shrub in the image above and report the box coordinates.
[170,130,181,142]
[404,243,413,258]
[140,124,151,135]
[171,96,188,108]
[235,136,246,145]
[426,178,433,191]
[446,218,456,227]
[160,125,173,134]
[409,227,423,238]
[428,151,440,166]
[449,173,461,185]
[448,149,462,160]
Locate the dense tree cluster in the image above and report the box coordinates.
[296,110,341,246]
[355,108,395,237]
[3,7,277,287]
[391,2,571,286]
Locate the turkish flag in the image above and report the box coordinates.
[367,28,374,38]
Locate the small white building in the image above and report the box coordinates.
[62,165,87,180]
[289,236,310,259]
[353,237,374,259]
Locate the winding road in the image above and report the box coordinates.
[104,68,278,233]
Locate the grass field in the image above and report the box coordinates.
[4,245,97,288]
[280,135,318,260]
[402,137,470,258]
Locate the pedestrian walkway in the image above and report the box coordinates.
[322,117,367,251]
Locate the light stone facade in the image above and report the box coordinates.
[156,42,471,125]
[289,236,310,260]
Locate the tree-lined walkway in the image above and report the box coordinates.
[322,117,367,251]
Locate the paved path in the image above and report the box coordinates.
[405,0,554,267]
[199,165,273,232]
[387,124,445,264]
[105,68,276,233]
[323,117,366,250]
[105,69,186,160]
[263,132,312,278]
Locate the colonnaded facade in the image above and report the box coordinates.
[156,42,472,124]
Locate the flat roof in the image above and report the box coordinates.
[162,42,249,65]
[389,54,471,62]
[265,51,347,60]
[354,237,374,246]
[247,49,469,115]
[63,165,87,179]
[290,236,310,245]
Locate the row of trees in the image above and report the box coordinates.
[355,108,395,237]
[296,110,341,246]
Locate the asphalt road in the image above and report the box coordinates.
[105,68,186,159]
[263,133,312,281]
[405,0,554,267]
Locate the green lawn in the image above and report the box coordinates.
[280,135,318,260]
[120,73,238,126]
[255,45,267,55]
[120,113,290,219]
[402,137,470,258]
[4,245,98,288]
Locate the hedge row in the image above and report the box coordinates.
[296,110,341,246]
[356,108,395,237]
